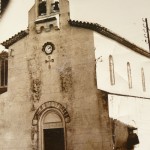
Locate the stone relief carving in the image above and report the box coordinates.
[60,67,72,93]
[32,79,41,102]
[60,67,73,100]
[28,53,42,111]
[31,126,38,150]
[31,101,70,150]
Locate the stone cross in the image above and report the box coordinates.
[45,56,54,69]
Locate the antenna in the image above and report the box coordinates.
[142,18,150,52]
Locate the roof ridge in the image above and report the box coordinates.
[69,20,150,58]
[1,29,29,48]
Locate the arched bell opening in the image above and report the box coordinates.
[38,0,47,16]
[36,0,60,18]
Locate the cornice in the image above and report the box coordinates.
[1,30,28,48]
[2,20,150,58]
[69,20,150,58]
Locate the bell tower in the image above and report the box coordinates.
[35,0,60,18]
[33,0,69,33]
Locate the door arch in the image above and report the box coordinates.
[31,101,70,150]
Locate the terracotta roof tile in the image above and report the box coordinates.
[1,20,150,58]
[69,20,150,58]
[1,30,28,48]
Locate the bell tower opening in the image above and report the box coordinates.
[35,0,62,33]
[51,0,59,13]
[36,0,59,18]
[36,0,60,18]
[38,0,47,16]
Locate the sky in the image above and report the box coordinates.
[70,0,150,51]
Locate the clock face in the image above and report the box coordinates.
[42,42,55,55]
[45,45,53,54]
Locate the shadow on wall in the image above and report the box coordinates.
[111,119,139,150]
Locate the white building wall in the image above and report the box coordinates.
[94,32,150,150]
[95,32,150,98]
[108,94,150,150]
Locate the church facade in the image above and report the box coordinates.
[0,0,113,150]
[0,0,147,150]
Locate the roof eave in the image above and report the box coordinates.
[1,30,29,49]
[69,20,150,58]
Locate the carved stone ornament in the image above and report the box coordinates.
[31,79,41,102]
[42,42,55,55]
[32,101,71,126]
[31,101,70,150]
[27,53,42,110]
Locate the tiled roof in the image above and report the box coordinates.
[1,30,28,48]
[1,20,150,58]
[69,20,150,58]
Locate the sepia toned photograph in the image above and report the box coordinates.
[0,0,150,149]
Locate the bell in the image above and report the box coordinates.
[38,1,46,15]
[53,1,59,11]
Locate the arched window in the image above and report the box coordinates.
[109,55,115,85]
[38,0,47,16]
[32,101,70,150]
[0,51,8,94]
[127,62,132,89]
[37,0,59,16]
[141,68,146,92]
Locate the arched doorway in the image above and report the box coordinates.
[40,109,65,150]
[31,101,70,150]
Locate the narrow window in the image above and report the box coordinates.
[51,0,59,13]
[141,68,146,92]
[38,0,47,16]
[109,55,115,85]
[0,52,8,94]
[127,62,132,89]
[39,110,66,150]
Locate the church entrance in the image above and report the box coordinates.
[44,128,65,150]
[32,101,70,150]
[40,110,66,150]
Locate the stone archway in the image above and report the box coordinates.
[31,101,70,150]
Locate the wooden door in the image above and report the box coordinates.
[44,128,65,150]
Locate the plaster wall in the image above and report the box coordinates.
[109,94,150,150]
[95,32,150,98]
[0,6,113,150]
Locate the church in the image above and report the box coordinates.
[0,0,148,150]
